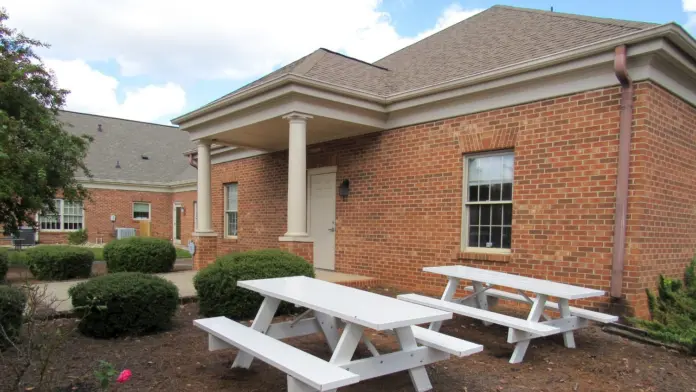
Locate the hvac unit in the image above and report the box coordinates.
[115,228,136,240]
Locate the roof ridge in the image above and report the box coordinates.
[492,5,657,29]
[59,110,179,128]
[318,48,390,71]
[291,49,328,75]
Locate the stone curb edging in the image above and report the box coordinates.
[602,323,689,354]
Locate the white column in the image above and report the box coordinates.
[196,140,213,233]
[282,112,312,238]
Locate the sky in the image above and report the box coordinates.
[2,0,694,125]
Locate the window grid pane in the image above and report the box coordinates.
[225,184,238,236]
[133,203,150,219]
[227,212,238,236]
[465,153,514,250]
[63,201,83,230]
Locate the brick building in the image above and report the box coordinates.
[36,111,198,246]
[173,6,696,317]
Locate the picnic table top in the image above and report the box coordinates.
[238,276,452,330]
[424,265,605,300]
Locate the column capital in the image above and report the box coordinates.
[282,112,313,122]
[197,139,213,147]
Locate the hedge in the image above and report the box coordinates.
[68,229,89,245]
[25,246,94,281]
[0,285,27,346]
[104,237,176,273]
[0,249,8,282]
[69,272,179,338]
[194,249,314,320]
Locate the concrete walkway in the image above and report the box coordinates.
[36,269,376,313]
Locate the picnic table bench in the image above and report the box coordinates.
[398,265,618,364]
[195,276,483,391]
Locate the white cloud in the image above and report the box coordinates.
[4,1,482,80]
[45,59,186,123]
[684,0,696,12]
[4,1,482,121]
[684,0,696,30]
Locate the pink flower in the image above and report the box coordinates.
[116,369,132,384]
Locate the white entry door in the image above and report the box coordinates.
[308,168,337,270]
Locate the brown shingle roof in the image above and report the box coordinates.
[375,5,657,93]
[207,5,659,102]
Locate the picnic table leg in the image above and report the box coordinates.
[429,277,459,332]
[330,322,364,365]
[315,311,341,352]
[557,298,576,348]
[232,296,281,369]
[472,281,491,326]
[395,326,433,392]
[509,294,548,364]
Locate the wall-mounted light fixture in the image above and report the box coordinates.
[339,179,350,200]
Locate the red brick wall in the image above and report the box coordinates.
[211,153,288,255]
[623,83,696,317]
[206,82,696,317]
[172,190,197,245]
[38,189,174,244]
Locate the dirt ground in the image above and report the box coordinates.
[1,292,695,392]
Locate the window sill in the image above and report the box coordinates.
[39,230,81,233]
[457,250,512,263]
[133,218,151,221]
[223,236,238,242]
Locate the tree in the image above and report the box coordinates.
[0,9,91,236]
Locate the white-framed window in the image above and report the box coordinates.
[224,183,238,237]
[463,151,514,251]
[193,201,198,232]
[38,199,84,231]
[133,202,151,220]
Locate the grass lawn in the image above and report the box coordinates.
[6,245,191,266]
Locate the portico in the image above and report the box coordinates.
[174,77,387,269]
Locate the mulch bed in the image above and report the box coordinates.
[1,289,695,392]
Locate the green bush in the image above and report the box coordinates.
[0,249,8,282]
[104,237,176,273]
[631,259,696,353]
[25,246,93,281]
[0,285,27,345]
[68,229,89,245]
[69,272,179,338]
[194,249,314,320]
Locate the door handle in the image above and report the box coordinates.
[328,227,335,232]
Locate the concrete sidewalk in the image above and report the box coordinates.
[35,269,376,313]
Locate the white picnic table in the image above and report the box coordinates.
[398,265,618,364]
[195,276,483,391]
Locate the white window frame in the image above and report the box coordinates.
[224,183,238,238]
[132,202,151,221]
[462,150,514,254]
[38,199,85,232]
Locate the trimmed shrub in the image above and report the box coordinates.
[69,272,179,338]
[25,246,93,281]
[0,285,27,345]
[0,249,8,282]
[68,229,89,245]
[631,259,696,353]
[104,237,176,274]
[194,249,314,320]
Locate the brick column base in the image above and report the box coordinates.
[279,240,314,264]
[192,233,218,270]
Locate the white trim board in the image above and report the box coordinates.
[80,179,197,193]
